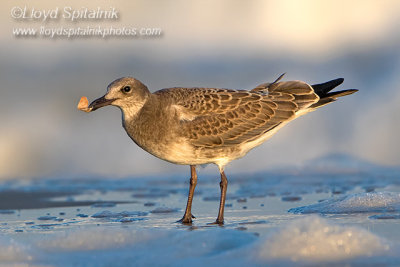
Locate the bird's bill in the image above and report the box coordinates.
[88,95,114,112]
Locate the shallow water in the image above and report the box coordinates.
[1,161,400,266]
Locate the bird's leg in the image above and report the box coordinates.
[215,170,228,225]
[178,165,197,224]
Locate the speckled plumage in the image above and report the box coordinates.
[85,75,357,224]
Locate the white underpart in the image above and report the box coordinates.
[162,141,200,164]
[214,158,229,172]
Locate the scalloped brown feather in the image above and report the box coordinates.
[154,80,319,148]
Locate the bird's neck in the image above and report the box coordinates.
[121,94,164,147]
[120,100,148,122]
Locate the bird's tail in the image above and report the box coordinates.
[310,78,358,109]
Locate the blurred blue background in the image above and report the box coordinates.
[1,0,399,180]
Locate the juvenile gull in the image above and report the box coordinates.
[78,74,357,224]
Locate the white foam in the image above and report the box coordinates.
[0,222,394,266]
[0,237,32,263]
[289,192,400,214]
[257,216,389,262]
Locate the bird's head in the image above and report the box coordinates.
[88,77,150,117]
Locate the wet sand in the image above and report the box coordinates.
[0,163,399,266]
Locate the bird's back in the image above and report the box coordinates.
[157,81,317,148]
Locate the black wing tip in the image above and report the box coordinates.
[335,78,344,84]
[312,78,346,96]
[322,77,344,87]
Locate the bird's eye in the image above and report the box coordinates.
[122,86,131,93]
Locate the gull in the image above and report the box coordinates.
[78,74,357,224]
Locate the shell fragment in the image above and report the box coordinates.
[77,96,92,112]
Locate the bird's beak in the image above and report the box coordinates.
[88,95,114,111]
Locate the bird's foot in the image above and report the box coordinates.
[207,219,224,225]
[177,214,196,224]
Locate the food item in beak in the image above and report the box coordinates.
[77,96,92,112]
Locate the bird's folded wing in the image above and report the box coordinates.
[157,81,318,147]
